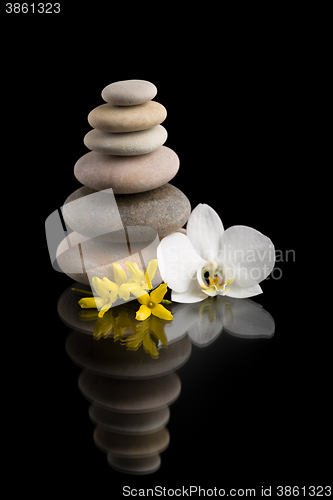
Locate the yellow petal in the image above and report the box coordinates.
[112,262,128,286]
[118,287,130,301]
[151,303,173,321]
[150,283,168,304]
[126,261,144,283]
[120,282,140,293]
[91,277,106,297]
[135,304,152,321]
[102,277,119,292]
[137,292,150,305]
[78,297,104,309]
[109,291,118,303]
[147,259,158,281]
[98,300,112,317]
[144,270,152,290]
[129,285,148,299]
[92,276,117,297]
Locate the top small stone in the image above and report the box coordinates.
[102,80,157,106]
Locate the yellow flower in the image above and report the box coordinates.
[126,259,158,293]
[135,283,173,321]
[78,262,136,317]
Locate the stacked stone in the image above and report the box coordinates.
[57,80,191,285]
[75,79,188,198]
[75,79,179,194]
[70,79,190,218]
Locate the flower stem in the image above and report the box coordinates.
[71,287,93,296]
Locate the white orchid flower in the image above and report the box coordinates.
[157,203,275,303]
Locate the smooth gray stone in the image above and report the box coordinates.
[74,146,179,193]
[102,80,157,106]
[88,101,166,133]
[83,125,167,156]
[62,184,191,240]
[56,231,161,285]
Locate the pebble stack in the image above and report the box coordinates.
[58,80,191,284]
[74,79,183,195]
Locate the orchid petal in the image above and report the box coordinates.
[171,277,208,303]
[219,226,275,288]
[202,287,218,297]
[225,282,263,298]
[157,232,205,293]
[186,203,224,261]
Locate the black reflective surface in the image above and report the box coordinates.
[50,274,330,491]
[8,34,327,495]
[57,283,277,476]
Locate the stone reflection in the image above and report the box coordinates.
[58,283,275,474]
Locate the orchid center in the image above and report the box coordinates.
[197,262,234,297]
[208,276,220,287]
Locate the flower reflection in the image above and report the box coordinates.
[94,309,133,341]
[76,290,274,359]
[125,315,168,359]
[79,305,169,359]
[187,296,275,346]
[186,297,234,347]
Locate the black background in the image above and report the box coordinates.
[2,12,324,498]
